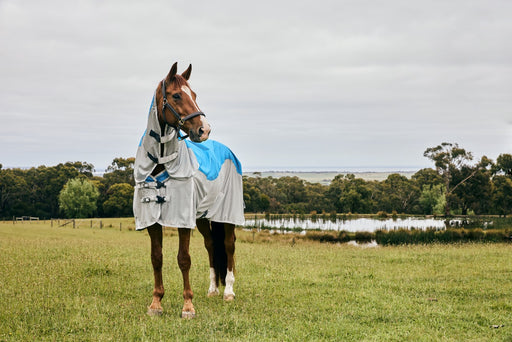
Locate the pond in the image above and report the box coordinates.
[243,217,447,232]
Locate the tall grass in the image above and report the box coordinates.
[1,221,511,341]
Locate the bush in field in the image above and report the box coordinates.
[484,229,511,242]
[305,231,338,243]
[375,227,512,245]
[467,228,485,241]
[338,230,351,243]
[58,177,99,218]
[355,231,374,243]
[305,230,353,243]
[377,211,388,218]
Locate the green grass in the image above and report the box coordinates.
[1,220,511,341]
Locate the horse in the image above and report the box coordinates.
[132,62,245,318]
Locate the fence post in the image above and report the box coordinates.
[100,221,103,229]
[90,220,92,228]
[73,219,76,229]
[120,223,122,231]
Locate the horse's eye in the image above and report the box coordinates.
[172,93,181,100]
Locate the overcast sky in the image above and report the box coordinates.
[1,0,511,172]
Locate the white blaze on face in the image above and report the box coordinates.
[181,85,200,112]
[181,85,211,141]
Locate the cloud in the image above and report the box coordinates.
[0,0,511,170]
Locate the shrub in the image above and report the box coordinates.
[484,229,511,242]
[377,211,388,218]
[305,231,338,243]
[329,211,337,222]
[355,231,374,243]
[338,230,351,243]
[467,228,485,241]
[310,211,318,222]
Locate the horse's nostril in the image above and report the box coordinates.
[198,127,204,136]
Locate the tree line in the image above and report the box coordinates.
[245,143,512,216]
[0,158,134,219]
[0,143,511,219]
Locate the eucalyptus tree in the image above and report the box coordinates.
[102,183,134,217]
[495,154,512,177]
[423,142,476,216]
[327,174,374,213]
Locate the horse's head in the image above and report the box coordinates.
[156,62,211,142]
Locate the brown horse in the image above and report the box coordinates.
[133,62,244,318]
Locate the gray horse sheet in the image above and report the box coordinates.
[133,96,245,230]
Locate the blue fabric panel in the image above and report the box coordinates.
[145,170,170,183]
[185,139,242,181]
[138,130,146,147]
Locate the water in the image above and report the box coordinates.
[243,166,424,173]
[244,217,446,232]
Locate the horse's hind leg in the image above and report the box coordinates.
[197,218,219,297]
[223,223,236,301]
[147,224,164,316]
[178,228,195,318]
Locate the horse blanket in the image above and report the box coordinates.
[133,95,245,230]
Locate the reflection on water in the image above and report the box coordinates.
[244,217,446,232]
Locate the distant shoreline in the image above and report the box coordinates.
[243,170,417,184]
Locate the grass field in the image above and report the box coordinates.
[1,219,511,341]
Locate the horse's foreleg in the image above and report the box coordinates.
[147,224,164,315]
[177,228,195,318]
[223,223,236,301]
[196,218,219,297]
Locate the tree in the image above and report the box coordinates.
[411,168,443,190]
[419,184,445,215]
[495,154,512,177]
[102,183,134,217]
[491,176,512,216]
[450,162,493,215]
[327,174,374,213]
[103,157,135,187]
[377,174,420,213]
[0,168,29,219]
[64,161,95,177]
[423,142,476,216]
[242,176,272,213]
[58,177,99,218]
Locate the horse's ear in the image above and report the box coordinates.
[166,62,178,83]
[181,64,192,81]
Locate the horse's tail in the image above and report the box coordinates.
[211,221,227,286]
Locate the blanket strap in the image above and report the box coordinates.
[149,129,175,144]
[147,151,178,164]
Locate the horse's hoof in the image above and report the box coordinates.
[147,307,163,316]
[223,294,235,302]
[181,310,196,319]
[207,289,220,298]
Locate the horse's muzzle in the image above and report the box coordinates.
[189,117,211,142]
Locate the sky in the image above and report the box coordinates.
[1,0,511,172]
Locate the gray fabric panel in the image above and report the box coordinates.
[133,95,244,230]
